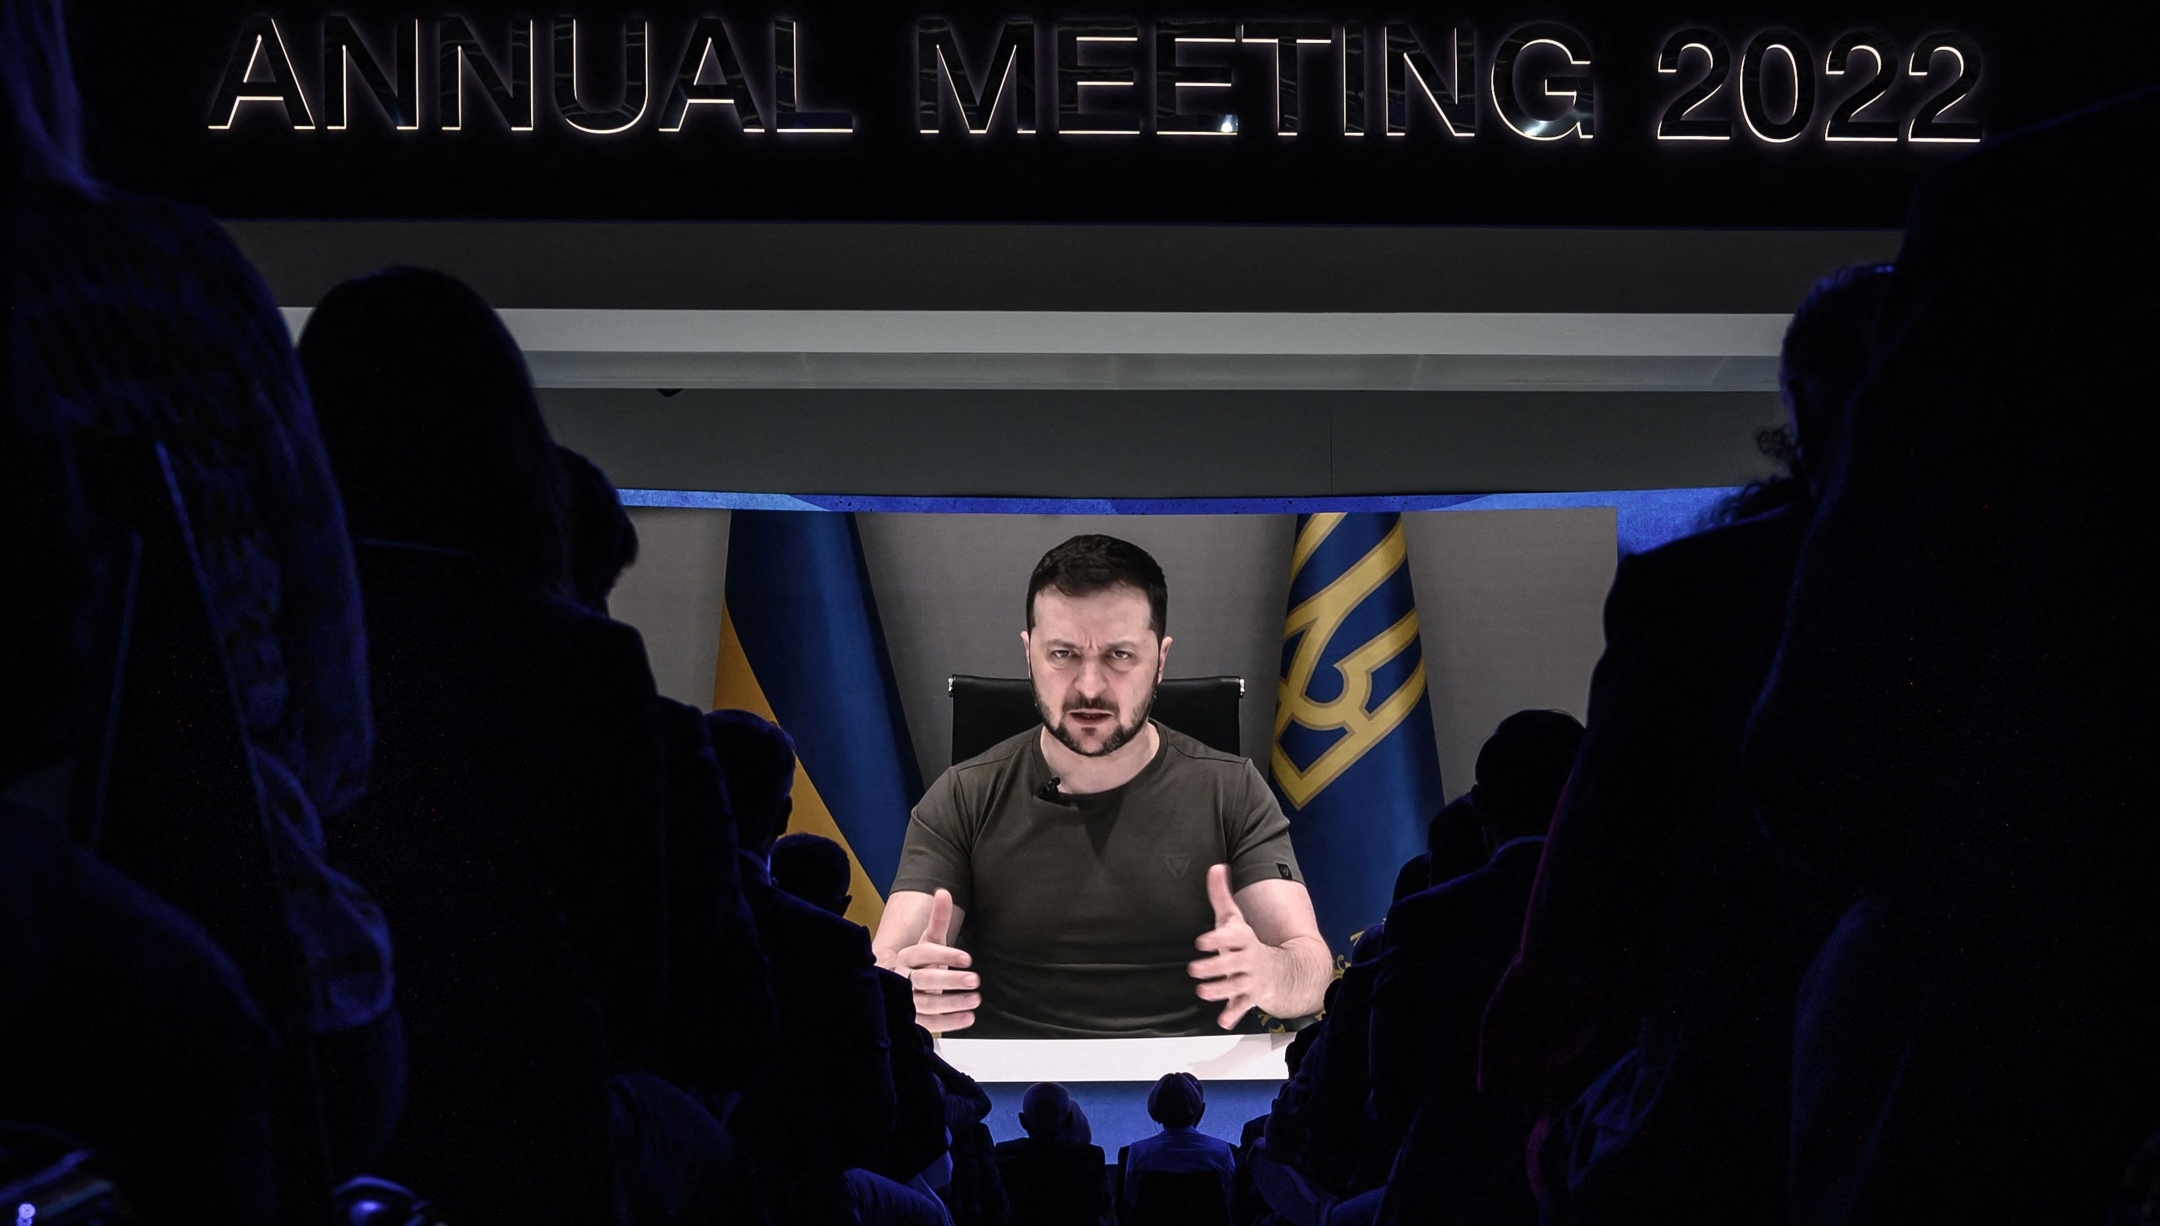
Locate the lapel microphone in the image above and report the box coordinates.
[1035,776,1064,802]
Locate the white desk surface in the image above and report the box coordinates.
[934,1034,1292,1083]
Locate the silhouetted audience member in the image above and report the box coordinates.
[1389,855,1429,901]
[1746,91,2160,1224]
[930,1056,1009,1226]
[8,1,399,1204]
[301,268,680,1225]
[763,831,948,1197]
[556,444,774,1107]
[1,373,277,1224]
[1251,966,1383,1226]
[1426,793,1489,887]
[1124,1074,1236,1221]
[1255,978,1340,1201]
[1479,266,1888,1225]
[1369,710,1583,1226]
[998,1084,1109,1226]
[1291,923,1388,1195]
[708,709,903,1226]
[874,970,961,1193]
[774,831,857,917]
[558,445,639,614]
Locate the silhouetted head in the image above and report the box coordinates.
[1473,710,1585,849]
[1147,1072,1205,1130]
[1427,792,1489,886]
[1019,1082,1078,1141]
[1060,1098,1092,1144]
[770,832,851,916]
[705,709,796,857]
[298,267,570,594]
[1,0,92,192]
[557,446,638,613]
[1392,852,1431,901]
[1283,1021,1321,1081]
[1782,263,1896,495]
[1712,262,1896,524]
[1023,534,1172,759]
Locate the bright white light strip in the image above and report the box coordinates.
[276,309,1790,358]
[934,1034,1293,1082]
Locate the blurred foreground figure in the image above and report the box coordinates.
[1747,90,2160,1225]
[1479,267,1888,1225]
[2,313,276,1224]
[302,269,679,1225]
[8,1,398,1208]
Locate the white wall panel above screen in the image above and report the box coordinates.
[937,1034,1293,1083]
[281,307,1787,392]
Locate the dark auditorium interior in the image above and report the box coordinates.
[6,2,2158,1225]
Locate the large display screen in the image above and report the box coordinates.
[607,493,1723,1042]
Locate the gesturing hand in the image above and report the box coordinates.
[898,888,980,1034]
[1188,864,1271,1030]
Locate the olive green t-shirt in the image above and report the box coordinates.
[890,722,1304,1038]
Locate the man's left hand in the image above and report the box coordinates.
[1188,864,1282,1029]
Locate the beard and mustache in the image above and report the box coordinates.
[1033,675,1159,758]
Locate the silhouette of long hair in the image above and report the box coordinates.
[1714,263,1895,524]
[0,0,93,192]
[299,267,571,594]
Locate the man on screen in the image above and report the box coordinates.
[873,535,1331,1038]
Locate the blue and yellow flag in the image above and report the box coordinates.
[714,511,923,931]
[1271,512,1447,952]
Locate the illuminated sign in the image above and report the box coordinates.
[207,15,1986,147]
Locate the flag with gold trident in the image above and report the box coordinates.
[1270,511,1447,953]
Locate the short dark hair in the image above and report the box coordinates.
[770,832,851,915]
[705,709,797,851]
[1146,1072,1205,1129]
[1473,709,1585,837]
[1019,1082,1077,1141]
[1026,535,1167,637]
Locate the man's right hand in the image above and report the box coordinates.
[895,888,980,1034]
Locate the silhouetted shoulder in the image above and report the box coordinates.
[756,880,876,966]
[1603,506,1809,641]
[1385,838,1545,947]
[1619,505,1808,599]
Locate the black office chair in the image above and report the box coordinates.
[1129,1169,1232,1226]
[948,675,1245,766]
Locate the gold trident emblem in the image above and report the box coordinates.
[1271,514,1428,809]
